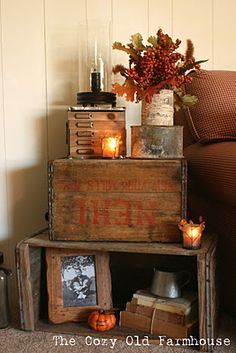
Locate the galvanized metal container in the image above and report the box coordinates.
[131,125,183,159]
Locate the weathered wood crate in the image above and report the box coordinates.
[48,158,187,242]
[67,107,126,158]
[16,231,218,352]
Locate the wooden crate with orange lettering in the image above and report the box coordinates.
[48,158,187,242]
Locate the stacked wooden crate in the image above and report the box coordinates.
[48,158,187,243]
[120,289,198,338]
[16,232,218,352]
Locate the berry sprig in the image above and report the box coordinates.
[112,29,207,110]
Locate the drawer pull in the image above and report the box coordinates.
[76,131,94,137]
[76,148,93,155]
[76,122,93,128]
[74,113,92,119]
[76,140,92,146]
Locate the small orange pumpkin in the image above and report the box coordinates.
[88,309,116,331]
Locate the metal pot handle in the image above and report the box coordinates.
[178,270,191,288]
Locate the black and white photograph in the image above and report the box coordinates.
[46,248,112,323]
[61,255,97,307]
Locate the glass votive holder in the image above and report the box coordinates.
[102,136,120,158]
[178,218,206,250]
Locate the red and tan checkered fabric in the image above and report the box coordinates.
[184,70,236,143]
[184,141,236,206]
[185,141,236,314]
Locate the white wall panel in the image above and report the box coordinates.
[149,0,172,36]
[112,0,149,155]
[87,0,111,20]
[1,0,48,314]
[112,0,149,72]
[173,0,213,70]
[213,0,236,70]
[1,0,48,236]
[45,0,86,160]
[0,1,9,249]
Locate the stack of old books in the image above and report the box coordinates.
[120,289,198,338]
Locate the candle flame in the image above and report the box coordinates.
[102,135,121,158]
[107,137,118,149]
[190,227,201,239]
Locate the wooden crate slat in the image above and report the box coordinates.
[23,232,215,256]
[16,243,35,330]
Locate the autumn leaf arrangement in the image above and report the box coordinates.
[112,29,207,110]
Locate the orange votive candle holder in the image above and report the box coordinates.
[178,218,206,250]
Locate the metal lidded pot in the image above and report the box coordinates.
[0,251,12,328]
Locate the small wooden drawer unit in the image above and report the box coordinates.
[67,107,126,158]
[48,158,187,242]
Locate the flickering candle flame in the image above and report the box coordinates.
[178,218,206,250]
[102,136,120,158]
[190,227,199,238]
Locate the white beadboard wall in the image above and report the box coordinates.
[0,0,235,310]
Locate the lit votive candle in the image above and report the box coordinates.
[102,136,120,158]
[178,218,206,250]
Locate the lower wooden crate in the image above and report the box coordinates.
[16,230,218,352]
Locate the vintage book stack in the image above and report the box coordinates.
[120,289,198,338]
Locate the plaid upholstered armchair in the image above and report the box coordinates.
[175,70,236,316]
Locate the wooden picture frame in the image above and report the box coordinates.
[46,248,112,324]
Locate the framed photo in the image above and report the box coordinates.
[46,248,112,324]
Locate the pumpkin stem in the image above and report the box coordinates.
[99,308,119,314]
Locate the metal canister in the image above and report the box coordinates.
[0,252,12,328]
